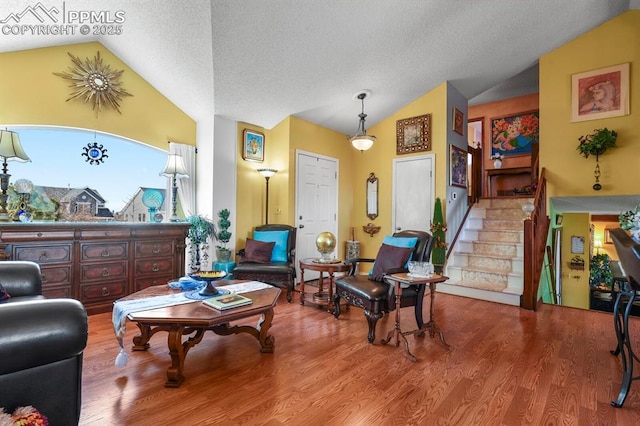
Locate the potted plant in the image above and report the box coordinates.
[577,128,618,159]
[186,215,216,272]
[215,209,233,262]
[589,253,613,290]
[430,197,447,274]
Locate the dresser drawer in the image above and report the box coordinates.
[81,261,128,282]
[134,240,174,258]
[80,228,131,239]
[13,244,72,264]
[43,286,72,299]
[80,242,128,261]
[135,258,174,276]
[134,274,174,291]
[80,281,127,303]
[40,265,72,286]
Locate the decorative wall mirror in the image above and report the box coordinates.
[366,172,378,220]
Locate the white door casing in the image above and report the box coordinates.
[392,154,435,233]
[295,150,338,281]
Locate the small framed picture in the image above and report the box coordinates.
[571,63,630,122]
[450,145,467,188]
[396,113,431,155]
[453,107,464,135]
[242,129,264,162]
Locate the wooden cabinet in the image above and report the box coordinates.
[0,223,189,314]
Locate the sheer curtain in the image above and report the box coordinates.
[168,141,196,217]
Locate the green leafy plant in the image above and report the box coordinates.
[577,128,618,158]
[186,215,216,246]
[430,197,447,273]
[215,209,232,250]
[589,253,613,289]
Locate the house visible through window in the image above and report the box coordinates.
[7,127,170,223]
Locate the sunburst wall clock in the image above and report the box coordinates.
[54,51,133,114]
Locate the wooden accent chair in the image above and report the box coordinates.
[333,230,434,343]
[233,224,297,302]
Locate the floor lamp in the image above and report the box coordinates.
[0,130,31,222]
[160,153,188,222]
[257,168,277,224]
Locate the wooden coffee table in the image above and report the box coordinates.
[121,281,280,387]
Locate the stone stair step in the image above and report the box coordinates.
[482,218,524,230]
[484,208,527,220]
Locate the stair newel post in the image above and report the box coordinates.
[522,218,536,310]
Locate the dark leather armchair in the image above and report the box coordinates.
[333,230,434,343]
[233,224,297,302]
[0,261,88,426]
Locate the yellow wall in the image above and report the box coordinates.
[0,42,195,150]
[234,83,450,261]
[540,10,640,198]
[560,213,590,309]
[352,82,449,260]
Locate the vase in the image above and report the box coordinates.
[493,159,502,168]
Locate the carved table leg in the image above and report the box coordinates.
[165,326,206,388]
[381,282,417,362]
[211,309,276,353]
[132,323,152,351]
[299,267,306,305]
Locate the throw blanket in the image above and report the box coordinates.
[113,281,272,367]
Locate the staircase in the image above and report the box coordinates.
[442,197,534,306]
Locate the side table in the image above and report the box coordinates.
[214,261,236,279]
[382,272,450,362]
[298,258,350,311]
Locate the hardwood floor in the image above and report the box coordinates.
[80,290,640,425]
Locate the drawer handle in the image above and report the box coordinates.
[39,251,48,261]
[152,245,160,254]
[101,287,110,297]
[101,249,110,257]
[41,273,47,283]
[101,268,110,277]
[152,263,160,272]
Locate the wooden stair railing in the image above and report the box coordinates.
[522,167,549,310]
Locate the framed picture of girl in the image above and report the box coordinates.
[571,63,629,122]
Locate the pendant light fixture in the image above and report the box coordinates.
[350,91,376,152]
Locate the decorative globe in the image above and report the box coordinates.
[316,232,336,262]
[141,188,164,209]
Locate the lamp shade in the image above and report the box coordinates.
[257,168,278,178]
[0,130,30,162]
[160,153,188,178]
[350,135,376,151]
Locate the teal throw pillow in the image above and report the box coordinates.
[369,235,419,275]
[253,230,290,262]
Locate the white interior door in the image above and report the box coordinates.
[295,151,338,281]
[392,154,435,233]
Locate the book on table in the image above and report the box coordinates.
[203,293,252,310]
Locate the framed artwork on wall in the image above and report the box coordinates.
[453,107,464,135]
[396,113,431,155]
[490,110,539,158]
[450,145,467,188]
[242,129,264,162]
[571,63,629,122]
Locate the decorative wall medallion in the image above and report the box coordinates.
[54,51,133,114]
[82,142,108,165]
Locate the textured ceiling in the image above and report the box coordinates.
[0,0,635,135]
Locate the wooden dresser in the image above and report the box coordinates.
[0,223,189,314]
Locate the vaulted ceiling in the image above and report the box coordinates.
[0,1,636,135]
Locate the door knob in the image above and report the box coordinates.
[396,226,401,231]
[299,224,305,229]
